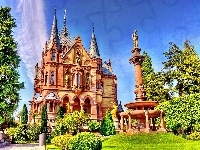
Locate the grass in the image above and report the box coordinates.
[46,143,61,150]
[46,132,200,150]
[102,132,200,150]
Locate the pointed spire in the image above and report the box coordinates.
[89,23,100,58]
[59,9,73,47]
[48,7,60,50]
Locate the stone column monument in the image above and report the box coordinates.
[130,30,147,101]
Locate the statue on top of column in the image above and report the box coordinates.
[132,30,138,48]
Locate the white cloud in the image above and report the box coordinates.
[16,0,47,83]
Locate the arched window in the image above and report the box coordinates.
[50,71,54,85]
[45,72,48,85]
[51,50,56,61]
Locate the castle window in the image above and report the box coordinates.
[78,73,81,85]
[51,50,56,61]
[96,82,99,89]
[45,72,48,85]
[97,64,101,70]
[101,82,104,93]
[50,71,54,85]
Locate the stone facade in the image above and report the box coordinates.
[29,9,118,124]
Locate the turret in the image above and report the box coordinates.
[89,24,100,58]
[59,10,73,47]
[48,7,60,50]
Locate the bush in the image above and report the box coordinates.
[88,121,100,132]
[62,110,90,135]
[186,131,200,140]
[12,124,27,143]
[100,109,116,136]
[68,132,102,150]
[51,134,73,149]
[26,124,40,141]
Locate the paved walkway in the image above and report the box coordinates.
[0,144,45,150]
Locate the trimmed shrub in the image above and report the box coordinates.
[88,121,100,132]
[68,132,102,150]
[51,134,73,149]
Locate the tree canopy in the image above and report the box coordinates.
[141,51,170,102]
[162,41,200,97]
[0,6,24,125]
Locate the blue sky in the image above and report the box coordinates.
[1,0,200,112]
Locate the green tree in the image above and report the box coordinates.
[21,104,28,124]
[157,93,200,135]
[162,41,200,97]
[40,104,48,133]
[0,7,24,125]
[57,106,64,119]
[141,51,170,102]
[100,109,116,136]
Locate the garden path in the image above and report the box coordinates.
[0,144,45,150]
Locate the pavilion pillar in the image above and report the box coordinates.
[120,116,124,131]
[128,114,132,130]
[159,111,166,132]
[125,119,128,131]
[145,110,150,133]
[137,119,140,131]
[152,118,156,131]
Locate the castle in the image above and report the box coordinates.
[29,9,120,124]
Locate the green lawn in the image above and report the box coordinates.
[47,132,200,150]
[102,132,200,150]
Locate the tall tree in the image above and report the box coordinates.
[162,40,200,97]
[0,7,24,125]
[40,104,48,133]
[141,51,170,102]
[21,104,28,124]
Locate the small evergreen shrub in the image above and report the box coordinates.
[68,132,102,150]
[100,109,116,136]
[51,134,73,149]
[88,121,100,132]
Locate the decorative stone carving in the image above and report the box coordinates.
[132,30,138,48]
[65,74,69,87]
[111,102,118,119]
[76,48,81,65]
[134,84,146,100]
